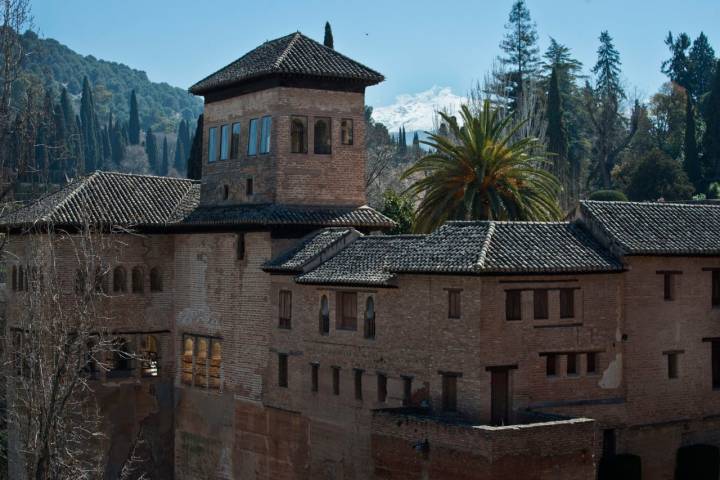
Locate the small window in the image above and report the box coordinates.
[712,271,720,307]
[546,354,557,376]
[567,353,577,375]
[664,272,674,301]
[113,266,127,293]
[506,290,522,321]
[354,369,363,401]
[131,266,144,294]
[314,117,331,154]
[341,119,353,145]
[220,124,230,160]
[534,289,549,319]
[560,289,575,318]
[236,233,245,261]
[278,353,288,388]
[208,127,218,163]
[259,116,272,154]
[291,116,308,153]
[332,366,340,395]
[247,118,258,155]
[230,122,241,159]
[377,374,387,402]
[150,267,163,292]
[448,289,461,319]
[667,353,679,379]
[402,376,412,406]
[441,374,458,412]
[246,178,253,196]
[337,291,357,330]
[223,185,229,200]
[279,290,292,329]
[319,295,330,335]
[364,297,375,339]
[586,352,597,374]
[311,364,319,393]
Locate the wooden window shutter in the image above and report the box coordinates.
[448,290,461,319]
[505,290,522,321]
[534,289,549,319]
[560,289,575,318]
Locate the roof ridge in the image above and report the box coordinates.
[165,183,200,225]
[581,199,720,209]
[475,222,495,270]
[273,32,302,69]
[96,170,198,183]
[44,171,99,223]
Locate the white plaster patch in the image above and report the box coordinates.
[599,353,622,389]
[176,305,220,329]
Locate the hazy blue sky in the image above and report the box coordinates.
[32,0,720,108]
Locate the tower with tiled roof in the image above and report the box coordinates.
[189,32,384,214]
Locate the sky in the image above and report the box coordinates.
[32,0,720,130]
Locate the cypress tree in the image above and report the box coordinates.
[161,137,169,176]
[128,90,140,144]
[174,119,189,174]
[546,67,569,180]
[324,21,334,49]
[145,127,158,173]
[80,77,101,172]
[702,60,720,181]
[684,97,701,189]
[110,122,127,166]
[187,114,203,180]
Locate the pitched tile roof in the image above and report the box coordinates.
[181,203,395,229]
[579,200,720,255]
[391,221,622,275]
[264,228,358,273]
[0,171,200,229]
[296,235,425,287]
[190,32,384,95]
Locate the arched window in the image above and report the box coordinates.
[11,265,17,291]
[150,267,163,292]
[131,266,144,294]
[182,337,194,385]
[110,338,132,378]
[314,118,331,154]
[209,341,222,389]
[194,338,208,387]
[319,295,330,335]
[364,297,376,339]
[291,116,307,153]
[113,266,127,293]
[141,335,159,377]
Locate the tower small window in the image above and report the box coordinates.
[448,289,461,319]
[247,118,259,155]
[246,178,253,196]
[311,363,319,393]
[712,270,720,307]
[259,116,272,154]
[332,366,340,395]
[319,295,330,335]
[659,270,681,301]
[667,352,679,379]
[291,116,307,153]
[341,119,353,145]
[314,117,331,154]
[230,122,241,159]
[220,124,230,160]
[337,291,357,330]
[208,127,218,163]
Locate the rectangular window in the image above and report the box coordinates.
[208,127,218,163]
[341,119,353,145]
[586,352,597,374]
[713,341,720,389]
[311,364,319,392]
[534,289,549,319]
[246,178,254,196]
[247,118,258,155]
[278,353,288,388]
[664,272,674,300]
[259,116,272,154]
[713,271,720,307]
[506,290,522,321]
[291,116,308,153]
[314,117,331,154]
[560,288,575,318]
[668,353,678,379]
[567,353,577,375]
[236,234,245,261]
[402,376,412,406]
[279,290,292,329]
[546,354,557,376]
[448,289,461,319]
[337,291,357,330]
[441,374,458,412]
[183,334,222,390]
[377,374,387,402]
[230,122,241,159]
[332,366,340,395]
[220,124,230,160]
[354,369,363,401]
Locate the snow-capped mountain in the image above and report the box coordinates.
[371,86,466,134]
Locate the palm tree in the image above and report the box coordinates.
[402,100,562,233]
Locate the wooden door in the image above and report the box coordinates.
[491,370,509,426]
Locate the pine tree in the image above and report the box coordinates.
[546,67,569,183]
[498,0,540,109]
[187,114,203,180]
[80,77,101,172]
[593,31,624,101]
[161,137,169,176]
[703,60,720,181]
[145,127,158,173]
[689,33,716,98]
[324,21,334,49]
[128,90,140,145]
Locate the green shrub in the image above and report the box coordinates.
[588,190,628,201]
